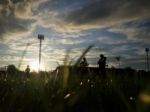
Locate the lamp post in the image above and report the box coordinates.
[38,34,44,72]
[145,48,149,71]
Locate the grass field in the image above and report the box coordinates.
[0,46,150,112]
[0,67,149,112]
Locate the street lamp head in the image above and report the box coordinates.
[38,34,44,40]
[145,48,149,52]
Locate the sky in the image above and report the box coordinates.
[0,0,150,71]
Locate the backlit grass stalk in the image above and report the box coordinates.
[18,43,30,69]
[74,45,93,67]
[63,45,93,89]
[63,51,70,89]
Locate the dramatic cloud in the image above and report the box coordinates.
[0,0,48,40]
[33,0,150,33]
[0,0,149,70]
[65,0,150,25]
[109,19,150,44]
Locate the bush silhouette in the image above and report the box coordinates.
[7,65,18,75]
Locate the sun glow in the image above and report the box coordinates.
[29,60,45,71]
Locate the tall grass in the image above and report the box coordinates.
[0,46,149,112]
[18,43,31,69]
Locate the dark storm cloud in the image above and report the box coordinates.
[0,0,48,40]
[0,17,31,40]
[109,19,150,44]
[65,0,150,25]
[0,0,30,39]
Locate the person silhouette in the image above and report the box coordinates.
[25,65,30,78]
[80,57,88,67]
[80,57,88,76]
[97,54,107,78]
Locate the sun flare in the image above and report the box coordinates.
[29,60,45,71]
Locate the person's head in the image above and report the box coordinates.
[100,54,104,58]
[27,65,29,68]
[83,57,86,61]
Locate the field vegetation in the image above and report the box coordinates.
[0,46,149,112]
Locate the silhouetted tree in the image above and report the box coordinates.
[7,65,18,75]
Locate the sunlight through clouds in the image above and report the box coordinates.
[0,0,150,70]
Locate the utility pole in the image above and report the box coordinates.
[38,34,44,72]
[145,48,149,71]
